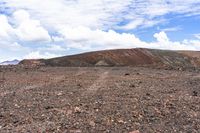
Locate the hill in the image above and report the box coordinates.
[19,48,200,69]
[0,59,20,66]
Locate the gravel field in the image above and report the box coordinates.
[0,67,200,133]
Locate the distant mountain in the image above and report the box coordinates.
[0,59,20,65]
[19,48,200,69]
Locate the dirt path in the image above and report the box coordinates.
[75,68,87,76]
[85,71,109,94]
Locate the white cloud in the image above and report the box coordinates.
[0,41,30,62]
[0,10,51,43]
[154,31,169,44]
[38,44,66,52]
[0,15,29,57]
[52,36,65,42]
[3,0,200,31]
[194,34,200,40]
[58,26,148,50]
[13,10,30,24]
[151,31,198,50]
[14,10,51,42]
[56,26,200,51]
[162,26,181,32]
[3,0,132,30]
[24,51,60,59]
[117,19,144,30]
[0,10,51,61]
[0,15,15,40]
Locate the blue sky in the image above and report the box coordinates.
[0,0,200,62]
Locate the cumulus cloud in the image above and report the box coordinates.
[0,17,27,58]
[13,10,30,24]
[154,31,169,44]
[0,15,14,40]
[57,26,148,50]
[55,26,200,51]
[27,29,199,60]
[151,32,198,50]
[0,10,51,43]
[0,10,52,61]
[13,10,51,42]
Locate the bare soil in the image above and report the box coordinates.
[0,67,200,133]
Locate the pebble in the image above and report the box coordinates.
[74,107,81,113]
[89,121,95,127]
[57,92,63,96]
[129,130,140,133]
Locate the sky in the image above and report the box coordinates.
[0,0,200,62]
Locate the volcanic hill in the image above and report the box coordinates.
[19,48,200,69]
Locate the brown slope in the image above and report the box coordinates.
[43,48,161,67]
[178,51,200,67]
[178,51,200,58]
[19,48,200,69]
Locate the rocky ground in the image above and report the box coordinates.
[0,66,199,133]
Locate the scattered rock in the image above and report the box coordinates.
[77,84,82,87]
[192,91,198,96]
[45,105,54,110]
[129,130,140,133]
[74,107,82,113]
[14,104,20,108]
[129,84,135,88]
[178,67,183,71]
[69,129,82,133]
[125,73,130,76]
[57,92,63,96]
[89,121,95,127]
[0,67,200,133]
[117,119,125,124]
[146,93,150,96]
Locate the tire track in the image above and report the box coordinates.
[84,71,109,95]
